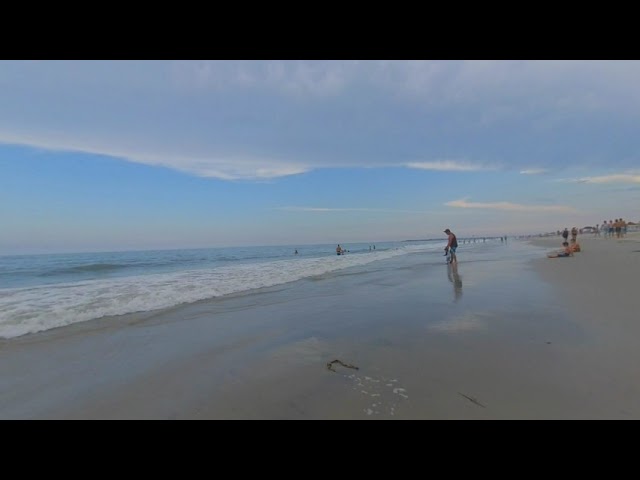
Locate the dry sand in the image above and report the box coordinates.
[529,232,640,340]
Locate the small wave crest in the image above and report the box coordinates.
[37,263,127,277]
[0,244,439,338]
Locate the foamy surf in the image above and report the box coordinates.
[0,243,440,339]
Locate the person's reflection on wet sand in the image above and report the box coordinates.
[447,262,463,302]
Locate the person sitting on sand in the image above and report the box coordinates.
[569,238,581,253]
[547,242,573,258]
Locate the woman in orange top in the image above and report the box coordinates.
[569,239,581,252]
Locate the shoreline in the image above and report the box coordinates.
[1,238,639,419]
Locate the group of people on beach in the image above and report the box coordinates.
[549,227,582,258]
[547,240,581,258]
[597,219,629,239]
[334,244,376,255]
[331,229,460,263]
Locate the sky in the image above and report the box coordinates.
[1,60,639,255]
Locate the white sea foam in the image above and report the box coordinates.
[0,244,437,339]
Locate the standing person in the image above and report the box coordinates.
[444,228,458,264]
[615,218,624,238]
[562,228,569,242]
[571,227,578,242]
[336,245,342,255]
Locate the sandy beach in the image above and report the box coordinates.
[525,232,640,418]
[529,232,640,339]
[1,235,640,419]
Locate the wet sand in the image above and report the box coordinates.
[1,238,639,419]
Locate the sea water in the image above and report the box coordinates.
[0,239,542,339]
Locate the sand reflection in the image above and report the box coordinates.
[447,262,463,302]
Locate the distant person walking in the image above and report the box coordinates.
[562,228,569,242]
[615,219,623,238]
[444,228,458,264]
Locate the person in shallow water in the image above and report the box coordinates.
[443,228,458,264]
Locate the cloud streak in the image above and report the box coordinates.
[276,206,424,213]
[559,174,640,184]
[0,130,310,180]
[405,160,493,172]
[520,168,548,175]
[445,198,576,213]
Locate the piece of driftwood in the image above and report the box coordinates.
[327,359,359,372]
[458,392,486,408]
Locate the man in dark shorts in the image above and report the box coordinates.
[444,228,458,264]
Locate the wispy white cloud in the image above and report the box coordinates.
[558,174,640,184]
[0,130,309,180]
[276,206,424,213]
[445,198,576,213]
[405,160,493,172]
[520,168,548,175]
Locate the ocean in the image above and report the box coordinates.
[0,238,539,339]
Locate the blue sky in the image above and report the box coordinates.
[1,60,639,254]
